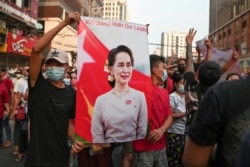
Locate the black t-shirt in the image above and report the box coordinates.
[189,78,250,167]
[236,130,250,167]
[25,72,76,167]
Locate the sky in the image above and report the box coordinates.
[126,0,209,53]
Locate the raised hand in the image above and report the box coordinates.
[186,28,197,44]
[204,39,212,49]
[196,46,201,54]
[232,50,239,61]
[64,12,81,25]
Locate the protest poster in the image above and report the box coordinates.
[75,17,151,143]
[195,39,241,81]
[211,48,241,81]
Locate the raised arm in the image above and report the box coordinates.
[204,39,212,62]
[196,46,201,64]
[29,12,80,87]
[185,28,197,73]
[167,51,176,65]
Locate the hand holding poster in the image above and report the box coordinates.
[75,17,151,144]
[195,38,241,81]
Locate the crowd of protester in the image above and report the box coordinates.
[1,11,250,167]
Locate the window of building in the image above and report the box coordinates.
[242,15,247,33]
[241,42,246,55]
[223,31,226,38]
[235,20,240,35]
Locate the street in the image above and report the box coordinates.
[0,120,25,167]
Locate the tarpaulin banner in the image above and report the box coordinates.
[7,32,36,56]
[75,17,151,143]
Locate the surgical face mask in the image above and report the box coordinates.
[46,67,65,82]
[161,70,168,82]
[177,84,185,94]
[63,78,71,85]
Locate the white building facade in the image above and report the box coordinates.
[161,32,187,58]
[102,0,128,21]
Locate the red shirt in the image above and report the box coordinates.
[0,82,10,118]
[167,77,173,93]
[133,85,172,151]
[2,76,14,93]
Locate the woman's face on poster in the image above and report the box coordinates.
[110,52,133,85]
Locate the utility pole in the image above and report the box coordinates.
[88,0,92,16]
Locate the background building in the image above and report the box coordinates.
[0,0,39,68]
[209,0,250,73]
[152,46,161,56]
[0,0,103,68]
[161,31,186,58]
[38,0,103,68]
[102,0,128,21]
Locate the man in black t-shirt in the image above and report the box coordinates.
[25,12,83,167]
[183,79,250,167]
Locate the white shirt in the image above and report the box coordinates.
[14,77,28,112]
[168,91,186,134]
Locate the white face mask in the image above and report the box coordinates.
[161,70,168,82]
[177,84,185,94]
[16,74,22,78]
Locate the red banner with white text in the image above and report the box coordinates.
[7,32,36,56]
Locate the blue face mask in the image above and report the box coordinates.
[63,78,71,85]
[46,67,65,82]
[161,70,168,82]
[177,84,185,94]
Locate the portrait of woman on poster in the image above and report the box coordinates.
[91,45,148,143]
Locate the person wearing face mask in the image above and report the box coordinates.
[12,67,29,162]
[133,54,173,167]
[26,12,84,167]
[11,68,28,157]
[177,58,186,74]
[63,72,71,86]
[166,71,186,167]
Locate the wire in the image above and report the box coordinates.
[148,42,249,50]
